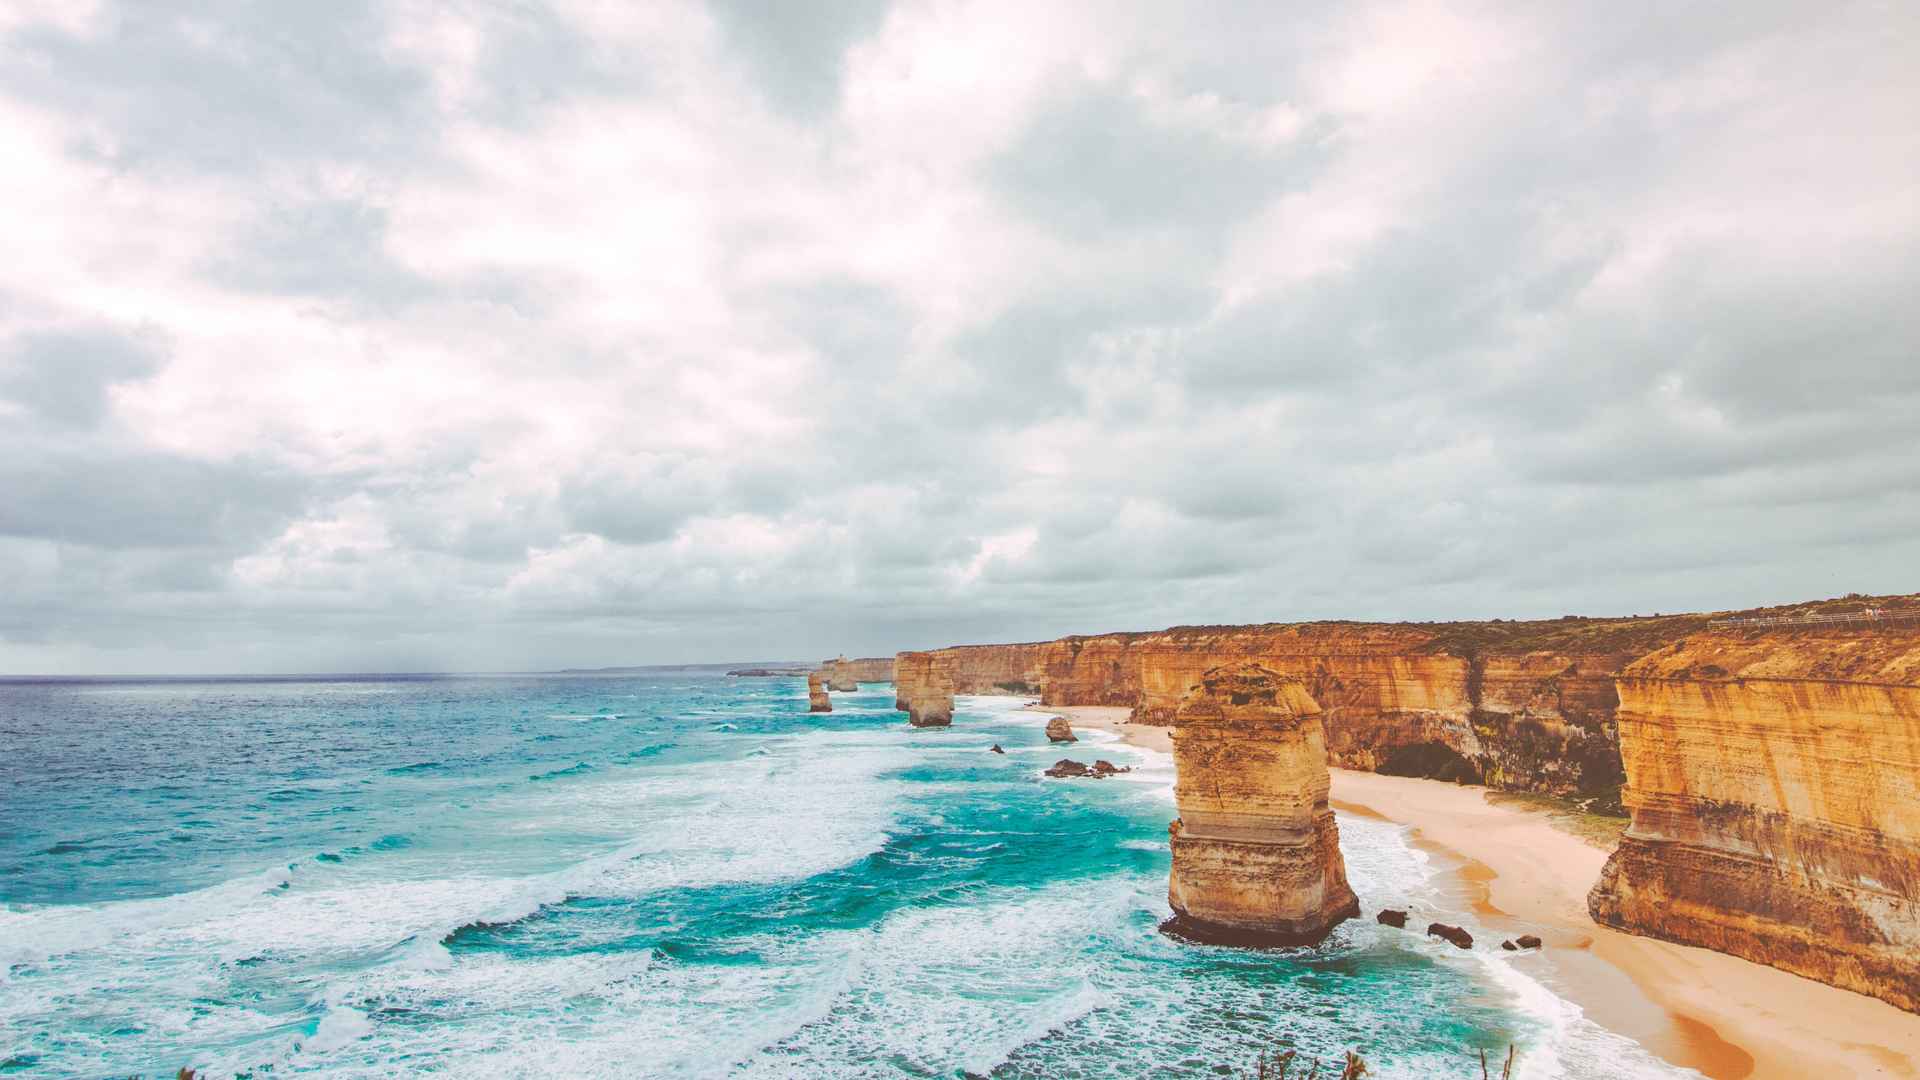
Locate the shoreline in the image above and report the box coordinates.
[1031,703,1920,1079]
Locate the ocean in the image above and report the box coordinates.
[0,673,1693,1078]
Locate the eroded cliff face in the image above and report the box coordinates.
[820,656,896,686]
[894,651,955,727]
[922,642,1051,695]
[1035,620,1677,798]
[1589,627,1920,1012]
[1166,664,1359,944]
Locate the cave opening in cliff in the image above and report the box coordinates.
[1377,742,1482,784]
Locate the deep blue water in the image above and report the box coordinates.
[0,673,1688,1078]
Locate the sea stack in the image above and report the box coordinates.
[1164,663,1359,945]
[894,651,954,727]
[806,672,832,713]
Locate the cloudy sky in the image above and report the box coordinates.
[1,1,1916,674]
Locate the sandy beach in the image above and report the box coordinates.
[1038,704,1920,1079]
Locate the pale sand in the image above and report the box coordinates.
[1032,704,1920,1079]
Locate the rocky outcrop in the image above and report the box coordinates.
[1589,625,1920,1012]
[1427,923,1474,949]
[806,672,831,713]
[893,651,954,727]
[1044,758,1130,779]
[819,656,895,687]
[1044,716,1076,743]
[1035,618,1715,799]
[1376,909,1408,928]
[920,642,1051,694]
[1165,664,1359,945]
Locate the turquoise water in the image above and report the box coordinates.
[0,673,1689,1078]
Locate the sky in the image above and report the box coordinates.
[1,1,1916,674]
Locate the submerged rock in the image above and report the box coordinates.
[1427,922,1473,949]
[1376,909,1408,929]
[1165,664,1359,946]
[1045,715,1077,743]
[989,743,1006,754]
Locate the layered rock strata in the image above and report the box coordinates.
[806,673,831,713]
[919,642,1052,694]
[1165,664,1359,945]
[1035,618,1710,799]
[819,656,896,686]
[893,651,955,727]
[1589,626,1920,1012]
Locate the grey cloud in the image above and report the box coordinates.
[0,445,311,551]
[205,198,435,309]
[3,3,430,172]
[707,0,891,117]
[1,327,162,428]
[991,85,1323,238]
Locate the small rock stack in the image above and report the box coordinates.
[806,672,832,713]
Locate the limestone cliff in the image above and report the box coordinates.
[894,651,955,727]
[1589,625,1920,1012]
[1035,618,1701,799]
[806,672,831,713]
[1165,663,1359,944]
[819,656,896,686]
[919,642,1051,695]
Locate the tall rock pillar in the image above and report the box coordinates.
[894,651,955,727]
[1165,663,1359,945]
[806,672,832,713]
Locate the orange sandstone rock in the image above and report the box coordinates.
[894,651,954,727]
[920,642,1050,694]
[1589,625,1920,1012]
[806,672,831,713]
[1165,663,1359,945]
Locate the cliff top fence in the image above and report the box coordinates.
[1707,609,1920,630]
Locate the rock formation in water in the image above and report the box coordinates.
[1044,715,1076,742]
[1427,923,1473,949]
[893,651,955,727]
[1044,758,1129,779]
[1164,663,1360,945]
[1588,622,1920,1012]
[806,672,831,713]
[1376,909,1408,928]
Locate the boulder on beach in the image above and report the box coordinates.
[1427,922,1473,949]
[1516,934,1542,950]
[1045,716,1076,743]
[1376,909,1408,929]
